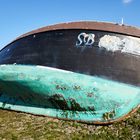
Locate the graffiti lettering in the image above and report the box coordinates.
[76,33,95,47]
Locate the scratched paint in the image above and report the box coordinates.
[0,65,139,123]
[99,35,140,55]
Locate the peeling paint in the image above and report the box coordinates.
[99,35,123,51]
[99,35,140,55]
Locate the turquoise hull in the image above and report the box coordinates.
[0,65,140,124]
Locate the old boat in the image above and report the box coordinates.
[0,21,140,124]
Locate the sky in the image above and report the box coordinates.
[0,0,140,49]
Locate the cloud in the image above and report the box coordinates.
[123,0,133,4]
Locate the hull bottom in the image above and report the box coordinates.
[0,65,140,124]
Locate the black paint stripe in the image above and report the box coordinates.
[0,29,140,86]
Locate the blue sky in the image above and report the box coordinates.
[0,0,140,49]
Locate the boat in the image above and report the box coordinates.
[0,21,140,124]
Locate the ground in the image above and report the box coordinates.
[0,108,140,140]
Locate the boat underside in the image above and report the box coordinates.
[0,65,139,124]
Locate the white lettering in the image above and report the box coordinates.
[76,33,95,47]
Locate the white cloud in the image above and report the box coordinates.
[123,0,133,4]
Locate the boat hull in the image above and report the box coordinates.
[0,21,140,124]
[0,65,140,124]
[0,29,140,86]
